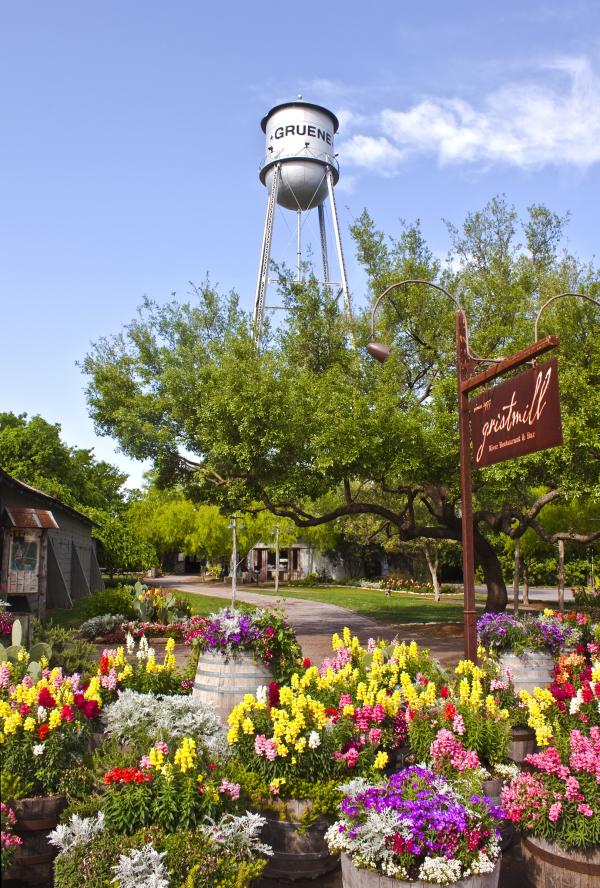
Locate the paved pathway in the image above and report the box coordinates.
[156,576,464,668]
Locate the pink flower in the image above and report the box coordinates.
[219,779,240,800]
[577,803,593,817]
[452,713,466,735]
[368,728,383,745]
[548,802,562,822]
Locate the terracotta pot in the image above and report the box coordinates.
[260,798,339,881]
[521,834,600,887]
[3,795,67,885]
[340,852,501,887]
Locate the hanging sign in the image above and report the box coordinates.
[470,357,562,468]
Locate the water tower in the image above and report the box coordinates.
[253,98,353,342]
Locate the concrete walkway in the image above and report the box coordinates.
[156,576,464,668]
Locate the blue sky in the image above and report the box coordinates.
[2,1,599,487]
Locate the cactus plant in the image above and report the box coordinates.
[0,619,52,680]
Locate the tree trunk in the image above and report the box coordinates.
[474,529,507,611]
[557,540,565,613]
[513,538,521,614]
[523,563,530,606]
[423,543,441,602]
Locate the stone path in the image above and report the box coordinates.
[156,576,464,668]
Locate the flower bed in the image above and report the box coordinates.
[477,612,581,656]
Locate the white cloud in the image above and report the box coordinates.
[342,135,407,174]
[339,56,600,173]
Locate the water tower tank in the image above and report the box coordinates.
[260,100,339,211]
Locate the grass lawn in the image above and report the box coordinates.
[173,584,480,625]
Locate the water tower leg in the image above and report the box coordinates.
[326,168,355,345]
[253,163,281,343]
[318,203,330,292]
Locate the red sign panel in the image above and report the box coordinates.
[470,358,562,468]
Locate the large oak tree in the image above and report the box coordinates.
[82,198,600,609]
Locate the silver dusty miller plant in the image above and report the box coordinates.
[48,812,105,854]
[111,844,170,888]
[104,689,228,758]
[200,812,273,859]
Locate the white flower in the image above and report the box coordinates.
[37,706,47,722]
[308,730,321,749]
[418,855,463,884]
[126,632,135,654]
[33,744,45,756]
[255,685,268,704]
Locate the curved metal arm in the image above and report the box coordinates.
[535,291,600,340]
[369,278,498,365]
[369,279,462,339]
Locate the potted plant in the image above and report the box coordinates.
[477,612,581,695]
[501,715,600,884]
[0,656,103,884]
[184,607,302,721]
[326,765,502,886]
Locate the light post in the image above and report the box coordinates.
[273,525,280,595]
[368,279,561,661]
[228,516,244,607]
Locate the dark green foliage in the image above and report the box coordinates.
[77,588,138,621]
[33,621,98,675]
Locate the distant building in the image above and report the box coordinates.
[0,468,104,624]
[247,538,349,583]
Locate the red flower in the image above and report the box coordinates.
[98,655,109,674]
[577,644,585,654]
[582,686,594,704]
[74,693,85,709]
[440,686,449,699]
[303,658,312,669]
[418,675,429,686]
[268,682,280,707]
[38,688,56,708]
[408,710,416,720]
[444,703,457,721]
[82,699,100,720]
[60,705,75,723]
[37,724,49,741]
[325,706,339,723]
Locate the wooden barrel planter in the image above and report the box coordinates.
[260,799,339,881]
[192,650,272,723]
[521,835,600,887]
[3,795,67,886]
[499,651,554,696]
[508,726,537,764]
[340,852,501,887]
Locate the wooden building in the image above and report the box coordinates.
[0,468,104,625]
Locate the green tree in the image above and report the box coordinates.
[82,201,600,610]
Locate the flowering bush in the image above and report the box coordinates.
[96,634,183,698]
[184,607,302,681]
[380,576,454,596]
[1,801,22,872]
[0,664,102,795]
[325,766,502,884]
[477,611,580,656]
[101,736,241,834]
[501,726,600,849]
[407,659,510,767]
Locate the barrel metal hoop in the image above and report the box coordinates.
[523,836,600,875]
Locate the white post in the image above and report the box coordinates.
[558,539,565,613]
[231,516,237,607]
[274,525,280,595]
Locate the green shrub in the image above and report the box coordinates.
[34,622,98,674]
[78,589,137,621]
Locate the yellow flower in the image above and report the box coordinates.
[374,751,388,769]
[48,709,62,730]
[23,717,36,732]
[242,718,255,735]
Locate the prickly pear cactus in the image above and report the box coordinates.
[11,619,23,648]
